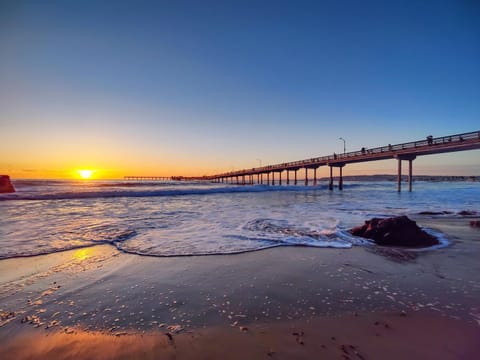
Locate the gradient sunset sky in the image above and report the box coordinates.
[1,0,479,179]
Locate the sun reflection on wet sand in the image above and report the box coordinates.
[73,248,92,261]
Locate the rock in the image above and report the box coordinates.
[470,220,480,228]
[418,211,452,215]
[458,210,477,216]
[0,175,15,193]
[350,216,439,247]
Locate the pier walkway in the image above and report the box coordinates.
[206,130,480,192]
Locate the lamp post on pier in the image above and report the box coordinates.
[339,137,346,154]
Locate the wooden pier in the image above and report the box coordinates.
[205,130,480,192]
[123,176,202,181]
[124,176,173,181]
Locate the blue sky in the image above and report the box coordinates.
[1,0,479,178]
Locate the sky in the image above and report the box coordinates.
[1,0,479,179]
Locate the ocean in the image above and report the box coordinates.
[1,179,478,259]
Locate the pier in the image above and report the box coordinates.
[124,176,173,181]
[205,131,480,192]
[123,176,202,181]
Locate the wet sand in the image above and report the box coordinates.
[1,215,479,359]
[2,310,479,360]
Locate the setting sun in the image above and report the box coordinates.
[77,169,94,179]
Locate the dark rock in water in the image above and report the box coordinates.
[0,175,15,193]
[470,220,480,228]
[350,216,439,247]
[458,210,477,216]
[418,211,453,215]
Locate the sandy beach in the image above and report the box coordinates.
[1,215,479,359]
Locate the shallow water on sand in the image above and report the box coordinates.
[0,180,478,258]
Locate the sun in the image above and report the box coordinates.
[77,169,94,179]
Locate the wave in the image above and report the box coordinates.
[0,229,137,260]
[11,179,71,186]
[0,184,329,201]
[0,223,449,260]
[11,179,208,187]
[109,229,369,257]
[1,181,464,260]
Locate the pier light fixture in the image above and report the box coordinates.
[339,137,346,154]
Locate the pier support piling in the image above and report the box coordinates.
[397,159,402,192]
[329,166,333,190]
[408,159,413,192]
[305,168,308,186]
[339,166,343,190]
[329,164,345,190]
[286,170,290,185]
[294,170,298,185]
[396,155,416,192]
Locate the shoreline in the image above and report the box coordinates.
[1,215,479,359]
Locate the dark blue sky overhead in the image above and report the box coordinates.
[1,0,479,177]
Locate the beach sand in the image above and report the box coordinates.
[1,215,479,359]
[2,310,479,360]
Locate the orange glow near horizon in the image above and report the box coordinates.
[1,150,479,180]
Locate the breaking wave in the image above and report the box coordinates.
[0,184,324,201]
